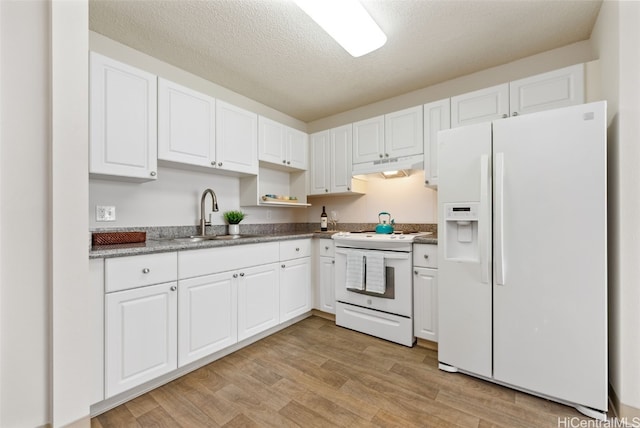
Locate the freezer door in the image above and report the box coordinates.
[492,101,607,411]
[437,122,493,378]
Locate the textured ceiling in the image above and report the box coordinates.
[89,0,602,122]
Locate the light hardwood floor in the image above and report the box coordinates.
[92,316,596,427]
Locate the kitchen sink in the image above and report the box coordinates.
[158,234,263,243]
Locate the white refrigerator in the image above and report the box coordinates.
[437,101,608,419]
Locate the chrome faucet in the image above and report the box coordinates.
[199,188,219,236]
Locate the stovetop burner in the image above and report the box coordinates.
[332,230,432,244]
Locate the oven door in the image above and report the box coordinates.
[335,247,412,317]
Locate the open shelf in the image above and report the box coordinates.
[240,167,309,208]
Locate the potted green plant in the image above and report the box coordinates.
[223,210,245,235]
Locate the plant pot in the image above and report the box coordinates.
[228,224,240,235]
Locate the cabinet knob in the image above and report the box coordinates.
[425,180,429,185]
[150,171,157,177]
[142,268,150,274]
[239,272,245,277]
[282,160,286,164]
[295,247,300,252]
[233,273,238,278]
[170,285,177,291]
[332,260,335,264]
[379,154,383,158]
[502,114,508,118]
[211,161,216,166]
[325,246,329,250]
[325,189,328,193]
[218,162,223,167]
[414,270,418,275]
[512,112,519,117]
[281,264,286,268]
[424,254,429,259]
[347,187,350,191]
[385,153,389,158]
[287,161,291,165]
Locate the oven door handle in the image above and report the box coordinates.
[335,248,410,260]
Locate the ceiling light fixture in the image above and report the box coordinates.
[295,0,387,58]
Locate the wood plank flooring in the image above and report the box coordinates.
[92,316,596,427]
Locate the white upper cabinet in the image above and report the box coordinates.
[258,116,308,171]
[216,100,258,175]
[509,63,584,117]
[330,124,354,193]
[309,126,366,196]
[352,106,423,164]
[451,84,510,128]
[452,64,585,128]
[385,105,424,158]
[90,52,157,181]
[423,99,451,187]
[352,115,385,164]
[158,78,216,168]
[309,130,331,194]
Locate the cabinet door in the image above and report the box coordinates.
[451,84,509,128]
[353,115,384,164]
[423,99,451,187]
[90,52,157,180]
[413,267,438,342]
[385,106,423,158]
[258,116,285,166]
[105,282,177,398]
[158,78,216,167]
[237,263,280,341]
[509,63,584,117]
[309,131,330,195]
[319,256,335,314]
[178,272,237,367]
[286,127,308,170]
[330,124,353,193]
[216,100,258,174]
[280,258,312,322]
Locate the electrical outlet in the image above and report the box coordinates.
[96,205,116,222]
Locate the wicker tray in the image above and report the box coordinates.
[92,231,146,246]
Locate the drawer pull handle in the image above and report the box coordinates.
[170,286,177,291]
[142,268,150,274]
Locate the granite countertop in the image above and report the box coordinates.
[90,232,316,259]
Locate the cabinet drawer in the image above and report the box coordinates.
[413,244,438,268]
[318,239,335,257]
[280,239,311,260]
[179,242,279,279]
[105,252,177,293]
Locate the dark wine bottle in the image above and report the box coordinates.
[321,206,328,231]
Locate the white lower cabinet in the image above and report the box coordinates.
[237,263,280,341]
[105,282,178,398]
[280,257,312,322]
[315,239,336,314]
[178,272,237,367]
[413,244,438,343]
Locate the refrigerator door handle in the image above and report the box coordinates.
[480,154,490,284]
[495,152,505,285]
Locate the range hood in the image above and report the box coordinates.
[351,154,424,177]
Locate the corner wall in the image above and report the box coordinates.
[591,0,640,419]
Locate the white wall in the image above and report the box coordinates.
[1,1,90,427]
[591,0,640,419]
[1,2,51,426]
[307,173,437,225]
